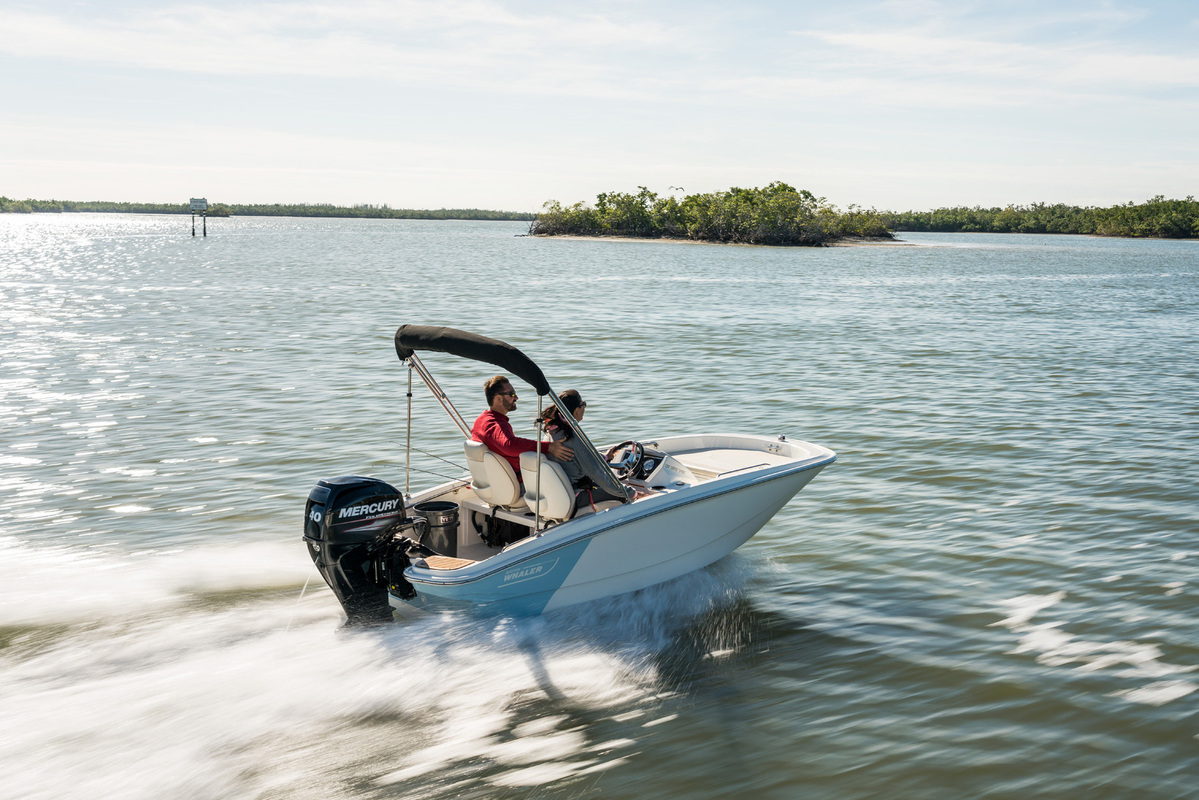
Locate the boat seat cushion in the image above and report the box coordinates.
[464,440,523,509]
[519,451,575,521]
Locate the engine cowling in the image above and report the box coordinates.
[303,475,418,625]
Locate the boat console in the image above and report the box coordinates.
[606,441,699,490]
[604,440,693,486]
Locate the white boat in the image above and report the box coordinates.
[303,325,835,623]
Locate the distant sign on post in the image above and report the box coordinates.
[190,198,208,212]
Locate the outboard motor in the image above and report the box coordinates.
[303,475,426,625]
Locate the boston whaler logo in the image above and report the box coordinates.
[338,499,401,520]
[502,557,559,587]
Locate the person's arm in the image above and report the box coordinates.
[478,415,538,458]
[481,416,573,461]
[546,439,574,461]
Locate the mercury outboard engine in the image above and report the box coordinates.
[303,475,428,625]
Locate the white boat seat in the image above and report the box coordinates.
[520,451,576,522]
[464,440,524,509]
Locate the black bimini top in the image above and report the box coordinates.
[394,325,551,396]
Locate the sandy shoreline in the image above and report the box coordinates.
[827,236,917,247]
[528,234,916,247]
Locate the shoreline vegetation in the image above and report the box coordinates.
[530,183,890,246]
[3,187,1197,242]
[531,184,1199,245]
[879,196,1199,240]
[0,197,535,221]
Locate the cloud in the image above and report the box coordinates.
[7,0,1194,109]
[803,28,1199,91]
[0,1,687,96]
[752,4,1199,115]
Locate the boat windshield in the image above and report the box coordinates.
[546,393,632,501]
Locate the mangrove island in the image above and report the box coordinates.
[530,183,891,246]
[531,184,1199,244]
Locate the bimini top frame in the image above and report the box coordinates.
[396,325,552,396]
[394,325,631,506]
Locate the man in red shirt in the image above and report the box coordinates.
[471,375,573,476]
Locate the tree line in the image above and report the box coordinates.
[0,197,536,221]
[6,191,1196,239]
[879,196,1198,238]
[532,186,1199,243]
[530,183,892,246]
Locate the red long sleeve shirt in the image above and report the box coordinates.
[470,410,544,475]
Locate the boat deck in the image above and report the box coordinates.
[670,448,793,480]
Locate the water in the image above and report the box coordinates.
[1,214,1197,799]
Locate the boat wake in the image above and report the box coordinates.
[0,535,764,800]
[0,535,315,629]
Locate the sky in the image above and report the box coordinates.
[1,0,1197,212]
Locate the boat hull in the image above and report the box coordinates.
[393,456,829,615]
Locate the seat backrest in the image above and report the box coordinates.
[464,440,522,508]
[519,451,575,521]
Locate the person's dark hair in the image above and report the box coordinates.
[484,375,510,405]
[537,389,585,440]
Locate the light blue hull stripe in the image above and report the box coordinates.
[401,535,593,615]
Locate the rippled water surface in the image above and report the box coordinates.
[1,214,1197,799]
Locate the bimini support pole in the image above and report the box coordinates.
[534,395,543,533]
[405,365,413,497]
[405,353,471,438]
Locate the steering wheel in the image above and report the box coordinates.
[604,440,645,479]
